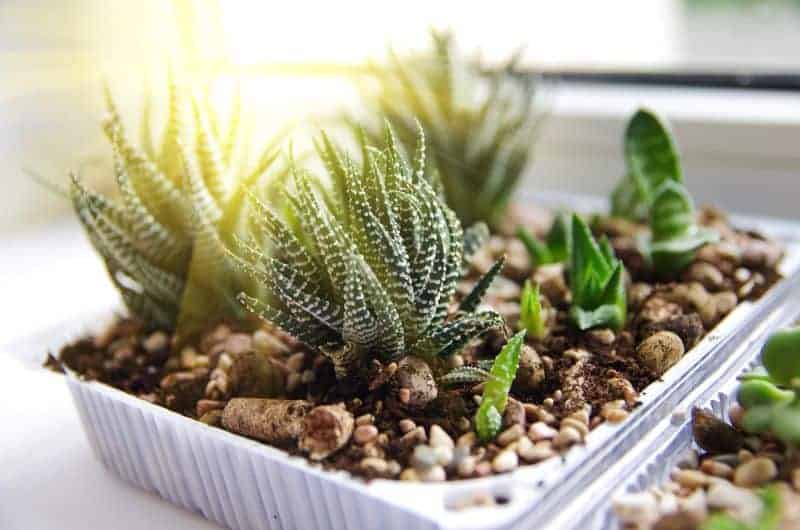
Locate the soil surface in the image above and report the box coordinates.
[54,206,784,485]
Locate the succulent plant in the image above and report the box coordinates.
[611,108,682,222]
[517,211,571,267]
[234,125,505,380]
[357,30,541,229]
[737,327,800,447]
[475,330,526,441]
[519,280,548,340]
[639,180,718,276]
[70,80,285,339]
[568,214,627,331]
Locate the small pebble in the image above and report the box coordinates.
[733,457,777,488]
[700,459,734,479]
[553,426,582,449]
[457,456,477,478]
[432,445,454,467]
[399,468,419,481]
[355,414,374,426]
[528,422,558,441]
[429,425,455,449]
[474,461,492,477]
[143,331,169,353]
[360,457,388,475]
[412,445,437,469]
[560,418,589,438]
[603,408,629,423]
[398,419,416,433]
[398,388,412,405]
[286,352,305,373]
[353,425,379,445]
[496,425,524,446]
[399,427,427,448]
[672,469,709,490]
[492,450,519,473]
[419,465,446,482]
[457,432,477,449]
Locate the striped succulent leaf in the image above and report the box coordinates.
[236,125,505,378]
[357,30,541,228]
[72,80,286,339]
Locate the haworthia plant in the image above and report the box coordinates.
[517,211,571,267]
[568,214,627,331]
[357,30,541,228]
[738,328,800,447]
[611,108,682,221]
[519,280,547,340]
[475,330,526,441]
[71,80,285,339]
[235,124,505,379]
[640,180,718,276]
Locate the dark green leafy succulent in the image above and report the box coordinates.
[357,30,541,228]
[70,80,285,339]
[568,214,627,331]
[611,108,682,221]
[475,330,526,441]
[517,211,571,267]
[639,180,718,276]
[738,328,800,447]
[235,125,505,379]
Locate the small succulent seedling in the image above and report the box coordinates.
[639,180,718,276]
[475,330,526,441]
[519,280,548,340]
[568,214,627,331]
[737,327,800,446]
[611,108,682,222]
[235,125,505,380]
[517,212,571,267]
[70,80,285,339]
[357,30,541,228]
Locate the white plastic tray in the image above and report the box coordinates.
[9,203,800,530]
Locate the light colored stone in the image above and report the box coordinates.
[496,425,524,446]
[602,408,629,423]
[429,424,455,449]
[707,481,763,524]
[353,425,379,445]
[457,432,477,449]
[419,465,446,482]
[399,468,419,481]
[457,456,477,478]
[528,422,558,441]
[672,469,709,489]
[398,419,416,433]
[360,457,388,475]
[679,488,708,523]
[492,450,519,473]
[560,417,589,438]
[553,426,582,449]
[432,445,454,467]
[733,457,777,488]
[636,331,685,376]
[612,492,659,530]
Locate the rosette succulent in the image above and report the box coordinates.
[568,214,627,331]
[357,30,541,228]
[70,80,285,339]
[234,125,505,380]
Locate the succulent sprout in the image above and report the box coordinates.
[640,180,718,276]
[70,79,285,339]
[519,280,548,340]
[517,211,571,267]
[568,214,627,331]
[235,125,505,380]
[611,108,682,222]
[357,30,541,229]
[475,330,526,441]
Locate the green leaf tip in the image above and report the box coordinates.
[475,330,526,442]
[568,214,627,331]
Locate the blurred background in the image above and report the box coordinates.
[2,0,800,238]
